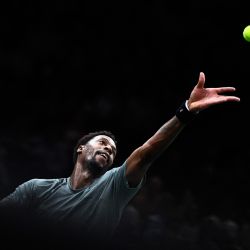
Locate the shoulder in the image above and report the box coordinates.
[103,161,126,177]
[15,178,66,194]
[30,177,64,185]
[28,177,66,189]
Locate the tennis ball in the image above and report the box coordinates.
[243,25,250,42]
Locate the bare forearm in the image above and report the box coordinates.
[141,115,185,162]
[127,116,185,170]
[125,115,185,186]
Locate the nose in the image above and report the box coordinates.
[104,145,112,155]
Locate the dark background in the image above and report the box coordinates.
[0,0,249,222]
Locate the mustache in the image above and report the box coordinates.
[95,150,110,163]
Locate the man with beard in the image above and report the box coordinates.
[0,72,240,249]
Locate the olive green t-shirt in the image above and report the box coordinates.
[0,161,144,240]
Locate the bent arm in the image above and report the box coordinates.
[125,72,240,187]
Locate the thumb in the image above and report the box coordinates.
[196,72,205,89]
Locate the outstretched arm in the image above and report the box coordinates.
[125,72,240,186]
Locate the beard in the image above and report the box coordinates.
[85,157,108,177]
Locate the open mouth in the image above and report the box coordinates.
[96,151,109,163]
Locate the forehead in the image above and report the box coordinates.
[89,135,116,148]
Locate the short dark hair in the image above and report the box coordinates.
[73,130,117,164]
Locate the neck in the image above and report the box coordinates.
[70,162,95,189]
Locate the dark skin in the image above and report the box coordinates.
[70,72,240,189]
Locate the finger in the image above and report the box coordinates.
[216,87,237,94]
[196,72,205,88]
[219,96,241,102]
[226,96,241,102]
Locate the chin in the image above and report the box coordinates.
[87,159,108,176]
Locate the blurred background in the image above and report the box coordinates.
[0,0,249,248]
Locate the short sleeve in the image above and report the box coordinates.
[0,179,36,210]
[110,161,146,206]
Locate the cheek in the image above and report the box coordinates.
[85,146,95,155]
[110,156,115,164]
[86,155,92,161]
[85,150,94,161]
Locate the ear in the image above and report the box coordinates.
[76,145,85,153]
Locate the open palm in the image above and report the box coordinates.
[188,72,240,112]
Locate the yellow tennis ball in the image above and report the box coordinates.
[243,25,250,42]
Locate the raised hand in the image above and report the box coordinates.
[187,72,240,112]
